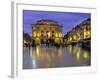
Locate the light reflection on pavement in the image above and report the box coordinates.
[23,45,90,69]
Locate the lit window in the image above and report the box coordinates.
[59,33,62,37]
[37,33,40,37]
[55,33,58,37]
[33,32,36,37]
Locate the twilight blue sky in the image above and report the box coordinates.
[23,10,91,36]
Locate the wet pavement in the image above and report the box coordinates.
[23,45,91,69]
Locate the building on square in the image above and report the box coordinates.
[32,20,63,45]
[64,18,91,46]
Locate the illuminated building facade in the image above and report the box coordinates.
[23,32,31,47]
[64,18,91,45]
[32,20,63,45]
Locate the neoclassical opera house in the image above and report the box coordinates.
[32,20,63,45]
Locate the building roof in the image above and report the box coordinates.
[33,19,63,27]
